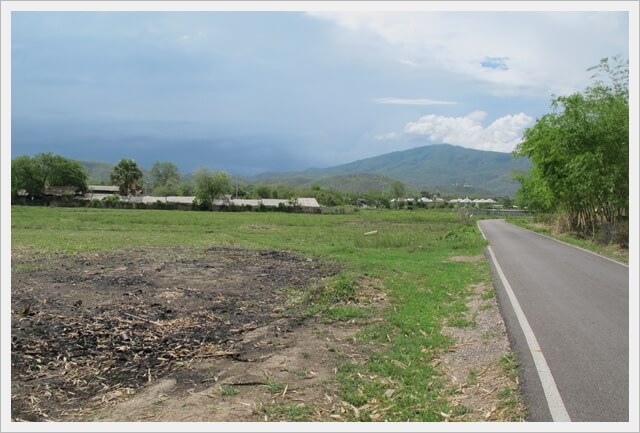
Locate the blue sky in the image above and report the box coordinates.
[9,7,630,175]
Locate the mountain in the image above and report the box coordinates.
[252,144,530,197]
[251,173,401,194]
[76,144,530,197]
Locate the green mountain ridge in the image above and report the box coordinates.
[77,144,530,197]
[252,144,530,197]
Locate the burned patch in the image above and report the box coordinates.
[11,246,339,421]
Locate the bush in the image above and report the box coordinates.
[613,220,629,248]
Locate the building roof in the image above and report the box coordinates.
[296,197,321,208]
[260,199,290,207]
[231,199,260,207]
[88,185,120,193]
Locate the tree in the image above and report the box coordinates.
[177,181,194,196]
[390,180,406,199]
[150,161,180,197]
[514,56,628,239]
[111,159,144,196]
[12,153,88,197]
[253,185,273,199]
[194,169,232,210]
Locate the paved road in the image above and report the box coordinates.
[477,219,629,422]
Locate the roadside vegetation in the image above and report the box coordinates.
[512,56,628,250]
[505,214,628,264]
[11,206,524,421]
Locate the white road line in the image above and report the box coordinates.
[486,244,572,422]
[518,225,629,268]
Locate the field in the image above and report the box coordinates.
[10,206,524,422]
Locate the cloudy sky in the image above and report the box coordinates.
[9,4,630,175]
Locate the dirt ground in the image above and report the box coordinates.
[11,246,363,421]
[11,246,520,422]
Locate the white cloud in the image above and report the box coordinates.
[404,111,534,152]
[310,11,628,96]
[372,97,457,106]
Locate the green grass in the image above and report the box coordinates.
[259,403,314,421]
[219,385,239,397]
[265,381,287,395]
[11,206,500,421]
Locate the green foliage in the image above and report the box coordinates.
[253,184,273,199]
[260,403,313,421]
[390,180,406,200]
[265,381,287,394]
[315,274,358,304]
[150,161,180,196]
[177,182,194,196]
[12,153,88,197]
[514,56,628,240]
[250,145,529,197]
[194,169,232,209]
[110,159,143,196]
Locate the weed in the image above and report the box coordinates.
[322,306,373,322]
[260,403,313,421]
[481,331,497,343]
[265,381,287,394]
[500,352,520,381]
[480,289,496,300]
[467,369,479,386]
[478,303,493,312]
[447,314,476,329]
[219,385,239,397]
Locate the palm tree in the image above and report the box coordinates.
[111,159,143,196]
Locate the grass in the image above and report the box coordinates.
[11,205,506,421]
[219,385,239,397]
[265,381,287,395]
[506,215,628,264]
[480,288,496,300]
[259,403,314,421]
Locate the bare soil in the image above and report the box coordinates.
[440,281,525,421]
[11,246,363,421]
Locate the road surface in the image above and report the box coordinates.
[477,219,628,422]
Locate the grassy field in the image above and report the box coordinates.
[11,206,519,421]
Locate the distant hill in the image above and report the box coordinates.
[252,144,530,197]
[252,173,400,194]
[75,144,529,197]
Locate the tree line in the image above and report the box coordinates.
[513,56,628,245]
[11,156,407,209]
[12,153,503,210]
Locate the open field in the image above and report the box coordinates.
[10,206,524,422]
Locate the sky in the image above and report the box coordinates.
[8,4,631,176]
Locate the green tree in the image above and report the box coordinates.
[111,159,144,196]
[12,153,88,197]
[253,185,273,199]
[514,56,628,238]
[177,181,194,196]
[390,180,406,199]
[150,161,180,197]
[194,169,232,210]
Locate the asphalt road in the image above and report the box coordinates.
[477,219,629,422]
